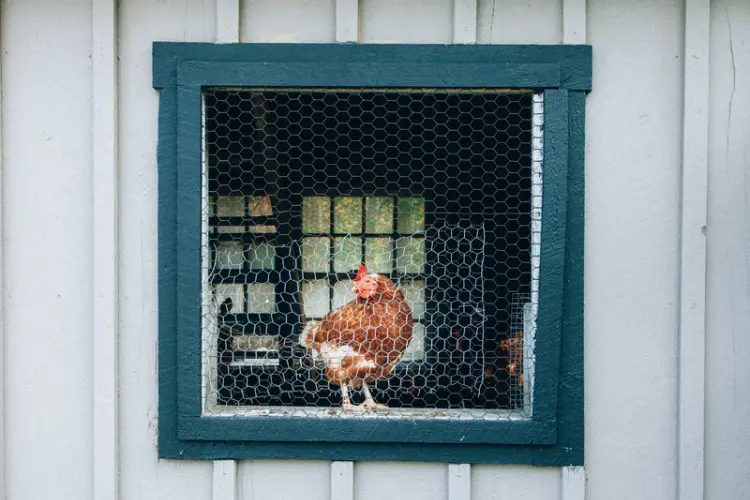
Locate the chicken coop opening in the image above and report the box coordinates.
[200,87,543,420]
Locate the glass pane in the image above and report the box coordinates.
[333,280,356,309]
[301,237,330,272]
[303,197,331,234]
[247,242,275,270]
[213,242,244,270]
[213,284,245,313]
[397,197,425,234]
[400,280,425,320]
[334,196,362,234]
[247,225,276,233]
[215,196,245,216]
[396,236,425,274]
[301,280,330,318]
[247,283,276,314]
[365,237,392,273]
[232,335,279,353]
[365,197,394,233]
[401,323,425,361]
[217,226,245,234]
[333,237,362,273]
[248,196,273,216]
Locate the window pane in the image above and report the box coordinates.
[213,284,244,313]
[401,323,425,361]
[232,335,279,353]
[215,196,245,216]
[301,237,330,272]
[334,196,362,234]
[333,237,361,273]
[397,197,425,234]
[217,226,245,234]
[396,236,425,274]
[303,197,331,233]
[400,280,425,320]
[365,237,392,274]
[247,283,276,314]
[301,280,330,318]
[247,225,276,233]
[365,196,394,233]
[247,242,275,270]
[214,242,244,270]
[248,196,273,216]
[333,280,356,309]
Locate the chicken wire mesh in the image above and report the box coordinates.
[200,88,543,419]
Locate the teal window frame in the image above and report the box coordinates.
[153,42,590,465]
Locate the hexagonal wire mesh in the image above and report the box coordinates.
[200,88,543,420]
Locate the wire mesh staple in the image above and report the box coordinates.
[200,88,543,420]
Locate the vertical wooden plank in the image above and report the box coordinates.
[217,0,241,43]
[453,0,477,43]
[335,0,359,42]
[359,0,453,44]
[241,0,335,43]
[678,1,709,500]
[561,467,585,500]
[448,464,471,500]
[477,0,562,44]
[563,0,586,44]
[238,460,330,500]
[213,460,238,500]
[92,0,119,499]
[331,461,353,500]
[119,0,215,496]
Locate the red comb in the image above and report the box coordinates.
[354,264,367,281]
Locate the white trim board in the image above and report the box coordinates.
[677,1,709,500]
[0,4,6,499]
[91,0,120,499]
[335,0,359,43]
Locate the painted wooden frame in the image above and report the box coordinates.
[153,42,590,464]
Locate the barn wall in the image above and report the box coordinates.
[0,1,748,500]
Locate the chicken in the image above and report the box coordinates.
[499,331,524,386]
[299,264,414,411]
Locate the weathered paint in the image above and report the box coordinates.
[0,0,748,499]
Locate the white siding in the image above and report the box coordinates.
[584,1,683,499]
[0,0,748,499]
[117,1,216,499]
[240,0,335,43]
[359,0,453,44]
[477,0,562,44]
[2,1,94,499]
[705,1,750,499]
[238,461,331,500]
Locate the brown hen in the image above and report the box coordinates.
[300,264,414,411]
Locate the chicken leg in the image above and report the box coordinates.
[340,382,389,412]
[362,384,389,411]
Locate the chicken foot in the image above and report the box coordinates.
[362,384,389,411]
[340,383,388,412]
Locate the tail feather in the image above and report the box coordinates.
[299,321,320,350]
